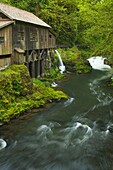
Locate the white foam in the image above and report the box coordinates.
[59,65,66,74]
[87,56,111,71]
[82,124,93,136]
[51,82,58,87]
[64,97,74,107]
[74,122,82,129]
[0,139,7,150]
[105,130,109,135]
[64,122,93,144]
[37,125,53,136]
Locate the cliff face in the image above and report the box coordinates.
[0,64,67,123]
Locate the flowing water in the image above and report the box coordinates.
[87,56,111,70]
[55,50,65,74]
[1,70,113,170]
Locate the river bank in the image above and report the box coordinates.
[1,70,113,170]
[57,47,92,74]
[0,64,68,124]
[1,48,113,125]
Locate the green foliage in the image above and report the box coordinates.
[58,47,91,74]
[0,64,33,98]
[1,0,113,63]
[0,64,68,123]
[77,0,113,60]
[38,0,78,46]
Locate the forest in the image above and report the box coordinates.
[1,0,113,61]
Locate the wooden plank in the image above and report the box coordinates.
[0,25,12,55]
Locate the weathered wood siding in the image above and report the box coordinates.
[13,23,26,50]
[13,22,56,51]
[13,22,39,50]
[0,57,10,69]
[48,32,56,48]
[26,25,39,50]
[39,27,48,49]
[39,28,56,49]
[0,25,12,55]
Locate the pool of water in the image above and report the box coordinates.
[1,70,113,170]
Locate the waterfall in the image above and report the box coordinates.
[55,50,66,74]
[87,56,111,71]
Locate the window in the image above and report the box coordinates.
[30,31,38,42]
[49,34,52,38]
[18,31,24,41]
[0,37,4,44]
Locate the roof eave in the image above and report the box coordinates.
[0,9,13,20]
[15,18,51,28]
[0,21,14,29]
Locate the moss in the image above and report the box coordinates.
[0,64,68,123]
[42,55,64,82]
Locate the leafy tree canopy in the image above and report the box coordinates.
[1,0,113,58]
[38,0,79,46]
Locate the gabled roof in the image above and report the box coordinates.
[0,3,50,28]
[0,20,14,29]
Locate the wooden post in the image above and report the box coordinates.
[35,60,38,78]
[29,61,35,78]
[41,59,44,77]
[37,49,40,78]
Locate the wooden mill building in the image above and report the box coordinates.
[0,3,56,77]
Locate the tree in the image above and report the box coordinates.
[38,0,79,47]
[2,0,113,60]
[77,0,113,57]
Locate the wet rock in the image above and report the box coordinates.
[95,120,107,131]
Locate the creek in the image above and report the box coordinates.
[1,70,113,170]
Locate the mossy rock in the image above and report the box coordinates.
[0,64,68,123]
[10,64,33,96]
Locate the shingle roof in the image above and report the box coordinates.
[0,3,50,28]
[0,20,14,29]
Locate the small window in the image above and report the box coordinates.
[0,37,4,44]
[30,32,38,41]
[49,34,52,38]
[18,31,24,41]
